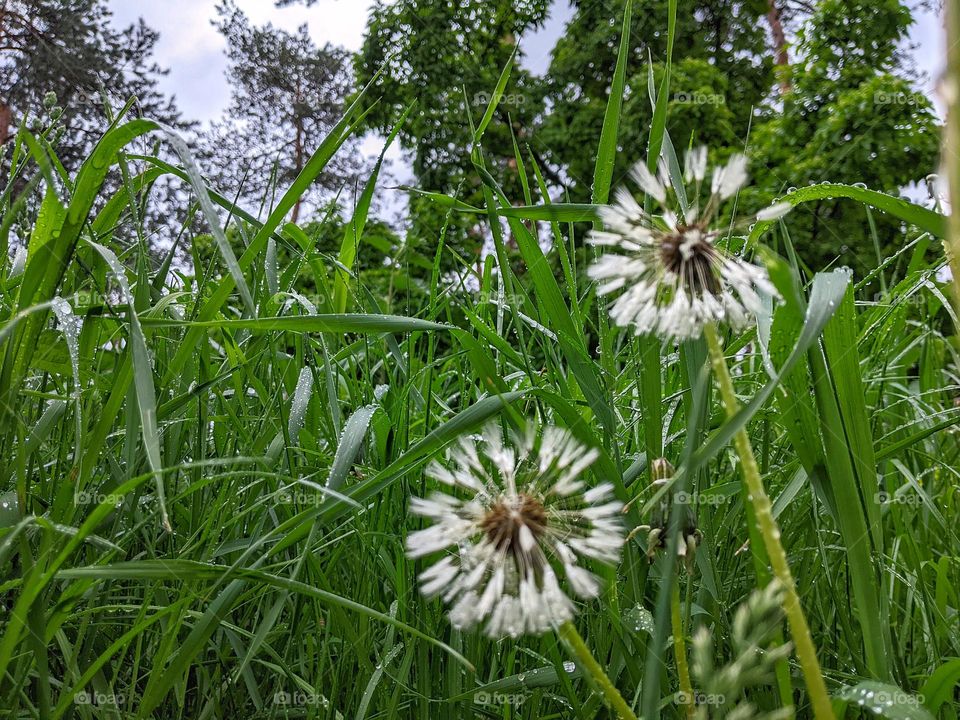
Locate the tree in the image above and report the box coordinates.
[539,0,940,271]
[349,0,939,273]
[203,0,357,223]
[356,0,550,187]
[0,0,181,164]
[354,0,552,258]
[539,0,773,199]
[749,0,940,272]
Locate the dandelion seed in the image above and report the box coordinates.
[588,148,787,340]
[406,424,624,638]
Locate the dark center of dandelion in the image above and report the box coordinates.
[479,493,548,558]
[659,227,720,296]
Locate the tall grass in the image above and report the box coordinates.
[1,7,958,720]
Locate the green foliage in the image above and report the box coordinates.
[356,0,939,273]
[540,0,771,193]
[749,0,940,271]
[354,0,551,252]
[355,0,549,185]
[795,0,913,90]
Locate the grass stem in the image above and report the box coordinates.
[944,0,960,322]
[671,577,695,720]
[557,620,638,720]
[702,323,834,720]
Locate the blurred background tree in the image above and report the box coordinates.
[0,0,193,259]
[350,0,940,275]
[750,0,940,275]
[203,0,360,223]
[0,0,183,167]
[353,0,552,269]
[538,0,772,195]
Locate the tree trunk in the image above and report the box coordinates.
[291,115,304,224]
[0,102,12,146]
[766,0,791,95]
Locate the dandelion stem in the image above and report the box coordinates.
[557,620,638,720]
[671,577,695,720]
[702,323,834,720]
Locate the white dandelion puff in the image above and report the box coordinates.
[630,161,667,204]
[684,146,707,183]
[406,424,624,638]
[588,147,787,340]
[712,153,749,200]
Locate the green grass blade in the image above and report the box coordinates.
[592,0,632,207]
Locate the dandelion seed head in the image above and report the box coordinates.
[588,147,785,340]
[406,424,624,638]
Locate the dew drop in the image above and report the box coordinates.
[52,296,83,398]
[624,604,655,635]
[288,366,314,439]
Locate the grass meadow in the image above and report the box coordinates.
[1,3,959,719]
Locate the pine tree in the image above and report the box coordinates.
[0,0,182,165]
[203,0,357,223]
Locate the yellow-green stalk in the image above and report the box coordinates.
[557,621,638,720]
[703,324,834,720]
[671,578,695,720]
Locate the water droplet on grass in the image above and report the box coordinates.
[624,604,655,635]
[52,296,83,397]
[288,366,314,439]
